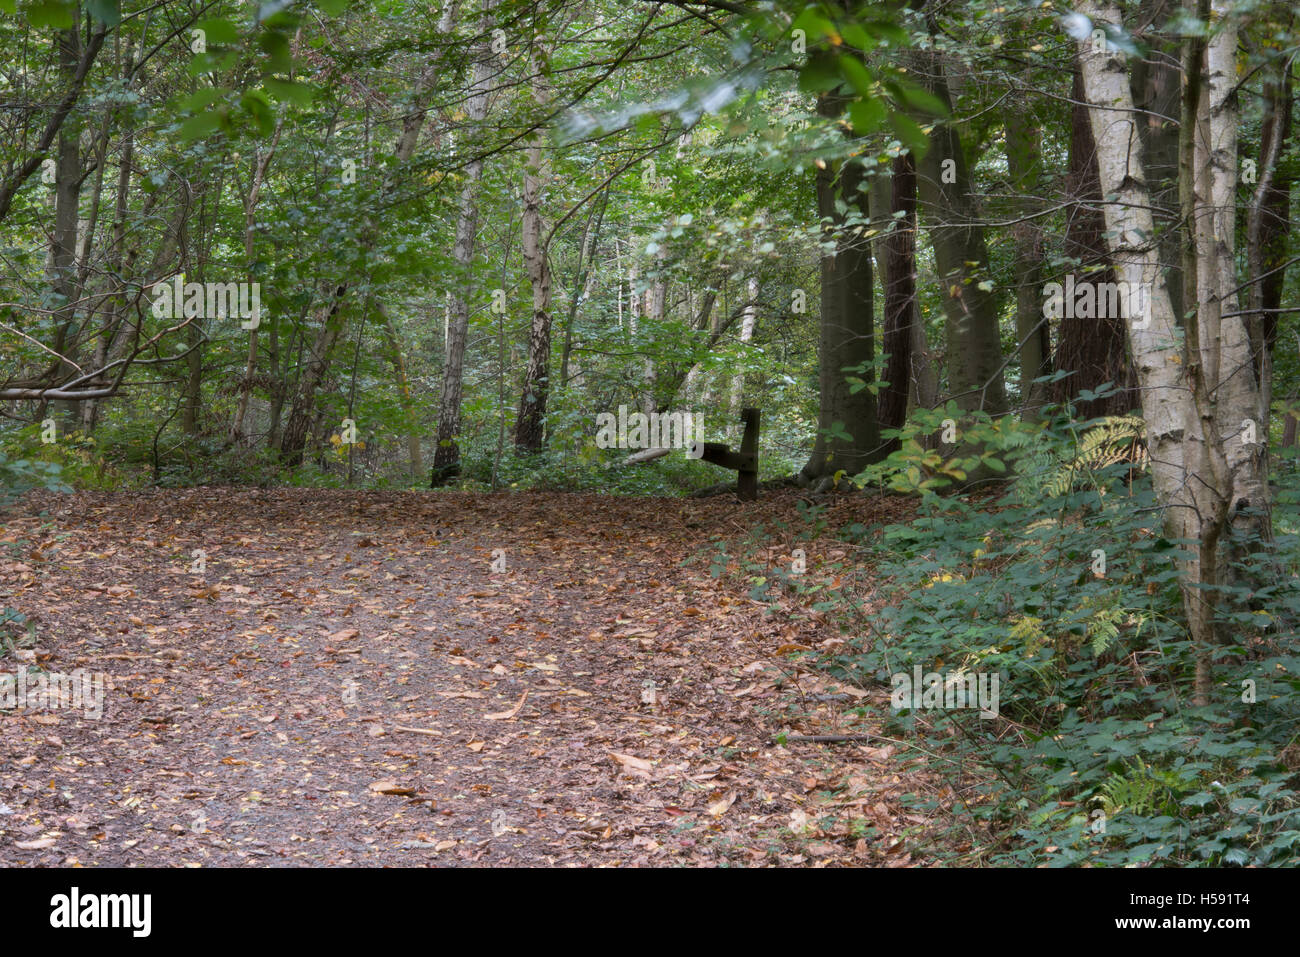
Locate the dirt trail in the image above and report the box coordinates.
[0,489,925,866]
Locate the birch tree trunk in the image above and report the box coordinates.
[431,0,495,483]
[514,45,554,453]
[728,277,758,438]
[1076,0,1269,706]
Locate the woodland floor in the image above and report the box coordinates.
[0,487,944,867]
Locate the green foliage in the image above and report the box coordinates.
[1031,414,1149,500]
[853,403,1039,495]
[724,410,1300,866]
[0,447,69,507]
[849,469,1300,865]
[0,423,110,501]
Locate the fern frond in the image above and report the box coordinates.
[1043,415,1148,497]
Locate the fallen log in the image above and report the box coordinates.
[621,447,673,466]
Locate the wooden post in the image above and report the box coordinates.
[695,407,760,500]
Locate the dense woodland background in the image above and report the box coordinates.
[3,0,1300,865]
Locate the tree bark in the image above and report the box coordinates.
[231,116,286,444]
[431,2,495,483]
[914,43,1009,416]
[1051,67,1136,419]
[799,129,881,485]
[873,153,921,436]
[1005,109,1051,419]
[1076,0,1269,707]
[514,45,554,453]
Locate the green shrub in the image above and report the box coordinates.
[738,408,1300,866]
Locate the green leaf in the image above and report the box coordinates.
[178,87,228,113]
[836,54,874,98]
[240,89,275,136]
[887,112,929,160]
[849,97,885,135]
[790,8,834,42]
[887,77,950,119]
[798,51,841,95]
[263,77,314,109]
[257,29,293,72]
[840,23,878,52]
[85,0,120,26]
[178,110,223,142]
[23,0,76,29]
[195,17,241,45]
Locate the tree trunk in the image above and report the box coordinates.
[231,117,286,444]
[1246,65,1293,440]
[279,289,349,466]
[514,47,554,453]
[431,3,495,483]
[1076,0,1270,707]
[1195,0,1271,553]
[1130,0,1184,323]
[800,135,881,485]
[872,153,919,437]
[914,44,1009,416]
[1005,110,1051,419]
[378,304,424,479]
[1051,67,1136,419]
[728,277,758,439]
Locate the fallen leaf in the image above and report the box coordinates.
[484,691,528,721]
[609,752,653,778]
[368,780,415,796]
[15,838,57,850]
[707,792,737,817]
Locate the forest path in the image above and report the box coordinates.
[1,488,927,866]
